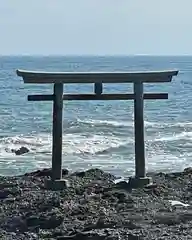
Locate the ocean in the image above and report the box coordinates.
[0,56,191,177]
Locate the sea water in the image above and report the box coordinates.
[0,55,191,176]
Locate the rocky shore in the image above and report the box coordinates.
[0,168,192,239]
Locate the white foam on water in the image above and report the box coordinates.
[152,131,192,142]
[0,119,192,176]
[0,132,133,157]
[0,134,49,155]
[64,134,133,155]
[78,118,192,129]
[145,145,192,173]
[78,118,165,128]
[77,119,133,127]
[0,132,134,175]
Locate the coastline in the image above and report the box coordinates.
[0,167,192,239]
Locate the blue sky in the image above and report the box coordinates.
[0,0,192,55]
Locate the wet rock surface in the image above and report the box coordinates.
[0,168,192,239]
[11,146,30,155]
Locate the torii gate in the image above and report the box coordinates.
[17,69,178,189]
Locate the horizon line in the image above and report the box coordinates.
[1,54,192,57]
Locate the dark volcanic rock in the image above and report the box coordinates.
[0,168,192,239]
[26,214,64,229]
[11,146,29,155]
[24,168,69,177]
[184,167,192,174]
[0,189,10,199]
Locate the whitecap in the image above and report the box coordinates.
[153,132,192,142]
[0,132,133,157]
[77,118,192,129]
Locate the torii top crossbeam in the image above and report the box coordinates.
[16,69,178,84]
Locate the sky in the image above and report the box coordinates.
[0,0,192,56]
